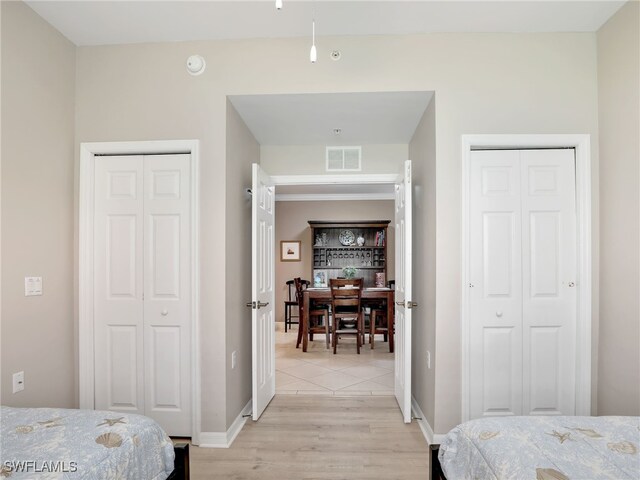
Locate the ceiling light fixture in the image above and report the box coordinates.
[310,20,317,63]
[275,0,282,10]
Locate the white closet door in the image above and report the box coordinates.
[143,154,192,435]
[520,149,576,415]
[469,150,524,419]
[469,149,577,420]
[94,156,145,415]
[94,154,192,436]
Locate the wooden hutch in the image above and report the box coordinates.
[308,220,390,288]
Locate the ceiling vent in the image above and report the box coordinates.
[326,146,362,172]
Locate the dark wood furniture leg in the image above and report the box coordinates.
[430,445,446,480]
[388,295,394,353]
[167,443,190,480]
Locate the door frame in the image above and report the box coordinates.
[461,134,592,422]
[78,139,201,444]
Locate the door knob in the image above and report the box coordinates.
[396,301,405,306]
[246,301,255,308]
[257,301,269,309]
[161,309,168,316]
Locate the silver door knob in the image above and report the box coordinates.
[161,309,168,316]
[496,311,503,317]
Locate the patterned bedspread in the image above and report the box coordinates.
[0,406,174,479]
[439,416,640,480]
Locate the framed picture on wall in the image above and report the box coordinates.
[280,240,301,262]
[313,270,328,288]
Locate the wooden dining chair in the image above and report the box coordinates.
[329,278,364,354]
[284,279,310,332]
[368,279,394,350]
[294,277,330,349]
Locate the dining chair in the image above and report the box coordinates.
[367,279,394,350]
[284,279,309,332]
[329,278,364,354]
[294,277,330,349]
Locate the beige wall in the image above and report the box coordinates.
[596,0,640,416]
[274,200,395,325]
[261,144,408,175]
[225,100,259,426]
[409,96,437,428]
[74,31,599,435]
[0,1,76,406]
[0,15,596,434]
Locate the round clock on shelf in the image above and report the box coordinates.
[339,230,355,246]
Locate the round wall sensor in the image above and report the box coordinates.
[330,50,341,61]
[186,55,206,75]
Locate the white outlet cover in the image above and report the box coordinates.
[13,371,24,393]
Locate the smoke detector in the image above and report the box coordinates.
[330,50,342,61]
[186,55,206,76]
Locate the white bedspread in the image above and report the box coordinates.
[438,415,640,480]
[0,406,174,479]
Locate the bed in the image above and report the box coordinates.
[0,406,189,479]
[431,416,640,480]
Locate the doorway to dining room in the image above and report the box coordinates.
[273,198,396,396]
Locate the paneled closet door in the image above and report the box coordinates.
[94,154,191,437]
[143,154,192,436]
[94,156,145,416]
[520,149,576,416]
[469,150,524,419]
[469,149,577,420]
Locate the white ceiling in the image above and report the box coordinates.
[229,92,433,145]
[27,1,625,47]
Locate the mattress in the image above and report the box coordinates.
[0,406,175,479]
[438,415,640,480]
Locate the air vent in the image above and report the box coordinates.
[326,146,362,172]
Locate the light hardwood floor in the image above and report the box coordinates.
[189,395,430,479]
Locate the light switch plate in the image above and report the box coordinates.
[24,277,43,296]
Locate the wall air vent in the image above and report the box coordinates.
[326,146,362,172]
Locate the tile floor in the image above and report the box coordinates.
[275,321,395,396]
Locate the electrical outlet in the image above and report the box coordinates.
[13,371,24,393]
[426,351,431,369]
[231,351,237,369]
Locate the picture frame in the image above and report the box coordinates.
[313,270,328,288]
[280,240,301,262]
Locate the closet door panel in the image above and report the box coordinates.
[94,156,145,414]
[469,150,523,419]
[521,149,577,416]
[143,154,192,436]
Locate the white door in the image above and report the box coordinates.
[251,163,276,421]
[394,160,413,423]
[469,149,577,419]
[520,149,576,416]
[94,155,145,416]
[94,154,192,436]
[143,154,192,435]
[469,150,524,419]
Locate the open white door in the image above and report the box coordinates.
[251,163,276,420]
[394,160,413,423]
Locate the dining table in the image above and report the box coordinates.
[301,287,395,353]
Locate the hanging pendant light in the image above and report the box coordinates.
[310,20,317,63]
[275,0,282,10]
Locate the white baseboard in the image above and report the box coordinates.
[198,399,252,448]
[411,396,446,445]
